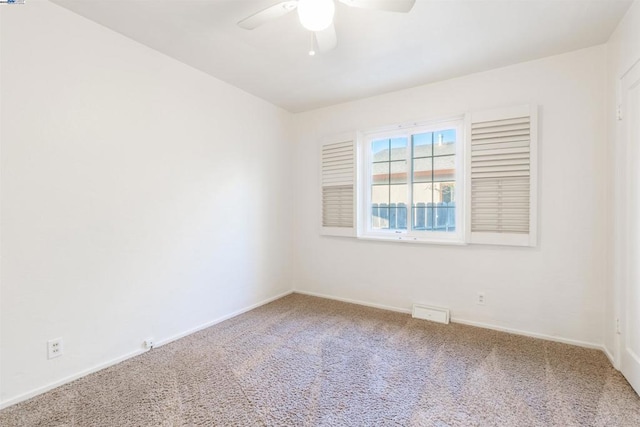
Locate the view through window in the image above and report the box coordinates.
[368,124,459,238]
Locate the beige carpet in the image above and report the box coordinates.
[1,293,639,426]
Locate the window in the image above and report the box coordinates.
[362,120,464,243]
[320,105,537,247]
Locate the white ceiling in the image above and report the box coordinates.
[52,0,632,113]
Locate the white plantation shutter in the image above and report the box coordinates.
[466,105,537,246]
[321,133,357,236]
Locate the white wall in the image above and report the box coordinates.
[292,45,608,347]
[605,0,640,364]
[0,1,292,406]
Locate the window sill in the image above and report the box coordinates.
[357,234,465,246]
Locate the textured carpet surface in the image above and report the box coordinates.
[1,293,639,426]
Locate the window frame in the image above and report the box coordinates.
[359,117,466,244]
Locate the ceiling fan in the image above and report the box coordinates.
[238,0,416,55]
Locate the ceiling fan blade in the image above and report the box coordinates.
[238,1,298,30]
[338,0,416,13]
[315,23,337,52]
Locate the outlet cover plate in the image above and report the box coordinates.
[47,338,63,359]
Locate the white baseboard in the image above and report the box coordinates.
[292,289,607,352]
[0,289,293,411]
[293,290,412,315]
[449,317,603,350]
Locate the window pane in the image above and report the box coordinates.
[372,207,389,230]
[388,203,406,230]
[372,185,389,205]
[433,182,455,231]
[433,155,455,182]
[433,204,455,231]
[434,182,455,203]
[390,160,407,184]
[433,129,456,156]
[372,139,389,162]
[390,184,408,205]
[413,157,432,183]
[412,182,433,204]
[412,183,433,231]
[413,205,434,230]
[390,137,408,161]
[389,184,408,230]
[394,204,408,230]
[412,132,432,158]
[372,162,389,184]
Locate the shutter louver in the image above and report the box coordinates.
[321,136,357,236]
[467,106,537,246]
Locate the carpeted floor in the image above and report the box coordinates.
[1,293,639,426]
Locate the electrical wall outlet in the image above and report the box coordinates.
[477,292,486,305]
[47,338,63,359]
[143,339,154,350]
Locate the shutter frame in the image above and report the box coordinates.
[320,132,358,237]
[466,105,538,246]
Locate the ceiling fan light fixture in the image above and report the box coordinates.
[297,0,335,32]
